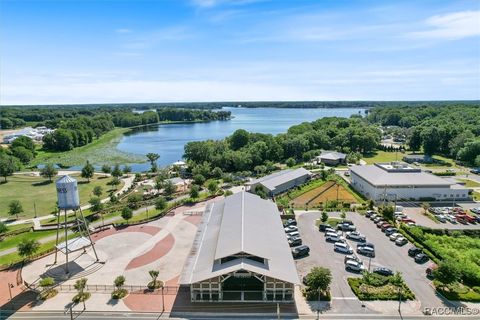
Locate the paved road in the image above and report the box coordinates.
[296,211,466,315]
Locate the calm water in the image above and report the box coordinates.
[117,107,366,171]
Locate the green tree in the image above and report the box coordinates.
[155,196,167,211]
[101,164,111,174]
[122,165,132,174]
[11,136,35,153]
[381,205,395,222]
[155,175,165,193]
[212,167,223,179]
[286,157,296,167]
[39,277,56,299]
[320,170,329,181]
[148,270,162,289]
[0,221,8,234]
[230,129,249,150]
[254,185,267,199]
[421,202,430,215]
[190,185,200,199]
[407,127,423,152]
[304,267,332,294]
[40,163,58,182]
[193,174,205,186]
[114,275,125,291]
[110,177,121,189]
[9,200,23,219]
[81,161,95,182]
[111,164,123,178]
[17,239,40,260]
[340,210,346,219]
[0,154,20,182]
[163,180,176,197]
[433,260,461,286]
[146,153,160,172]
[390,271,404,287]
[321,211,329,223]
[89,197,103,212]
[93,186,103,197]
[127,194,142,209]
[72,278,90,304]
[11,146,33,164]
[121,207,133,222]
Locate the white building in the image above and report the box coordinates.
[350,162,470,201]
[2,126,54,144]
[180,192,299,302]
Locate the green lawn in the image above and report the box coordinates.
[31,128,146,167]
[4,222,34,233]
[0,229,58,252]
[473,191,480,201]
[458,179,480,188]
[0,174,122,219]
[362,151,407,164]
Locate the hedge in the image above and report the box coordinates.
[347,278,415,301]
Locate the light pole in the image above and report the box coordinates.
[8,283,13,300]
[161,286,165,312]
[397,286,403,313]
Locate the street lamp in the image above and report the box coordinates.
[397,286,403,313]
[8,283,14,300]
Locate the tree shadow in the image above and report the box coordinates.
[32,180,53,187]
[0,180,8,185]
[77,181,90,185]
[0,289,37,312]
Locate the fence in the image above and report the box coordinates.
[30,283,179,295]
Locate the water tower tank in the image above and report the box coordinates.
[56,175,80,210]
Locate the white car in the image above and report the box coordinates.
[446,214,458,224]
[346,231,366,242]
[436,214,447,223]
[326,234,345,243]
[345,260,365,272]
[284,225,298,233]
[334,242,353,254]
[395,237,408,246]
[389,233,402,241]
[324,227,337,234]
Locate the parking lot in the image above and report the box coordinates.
[400,204,480,230]
[295,211,459,314]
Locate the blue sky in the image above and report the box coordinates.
[0,0,479,104]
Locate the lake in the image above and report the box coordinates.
[117,107,366,171]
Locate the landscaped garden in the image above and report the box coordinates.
[348,272,415,301]
[401,226,480,301]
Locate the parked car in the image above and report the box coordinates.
[288,236,302,247]
[408,247,422,257]
[325,230,341,237]
[334,242,353,254]
[395,237,408,246]
[292,245,310,258]
[456,214,476,224]
[446,214,457,224]
[326,234,345,243]
[346,231,366,242]
[357,245,375,257]
[286,231,300,239]
[369,213,378,221]
[389,233,402,241]
[373,267,394,276]
[340,219,354,225]
[337,223,356,231]
[377,221,389,228]
[470,168,480,174]
[365,210,375,218]
[344,254,361,264]
[436,214,447,223]
[319,223,331,232]
[414,253,429,263]
[373,217,383,223]
[284,225,298,233]
[401,218,416,224]
[345,260,365,272]
[284,219,297,226]
[470,207,480,215]
[381,223,393,232]
[385,228,398,236]
[358,242,375,250]
[324,227,337,234]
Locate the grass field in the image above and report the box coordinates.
[291,180,357,208]
[362,151,406,164]
[30,128,146,167]
[0,229,58,252]
[458,179,480,188]
[0,174,122,219]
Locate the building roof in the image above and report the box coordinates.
[246,168,311,191]
[180,192,300,285]
[318,150,347,161]
[167,177,186,185]
[350,164,458,187]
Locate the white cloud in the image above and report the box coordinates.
[408,10,480,40]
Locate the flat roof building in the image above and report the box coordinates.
[246,168,311,196]
[350,162,470,201]
[180,191,299,302]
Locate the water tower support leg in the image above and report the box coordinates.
[79,207,99,262]
[64,209,69,274]
[53,211,61,264]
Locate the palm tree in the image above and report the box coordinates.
[146,153,160,172]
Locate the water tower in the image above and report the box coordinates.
[53,175,99,274]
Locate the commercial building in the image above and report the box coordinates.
[350,162,470,201]
[246,168,311,196]
[180,191,299,302]
[314,150,347,166]
[2,126,54,144]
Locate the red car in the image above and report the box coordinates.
[401,218,416,224]
[456,214,476,224]
[381,223,393,232]
[426,263,438,278]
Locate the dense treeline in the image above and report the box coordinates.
[43,116,114,151]
[184,117,381,173]
[157,108,231,121]
[367,104,480,166]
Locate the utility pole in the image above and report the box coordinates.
[33,201,37,218]
[398,287,403,313]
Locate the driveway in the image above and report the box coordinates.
[296,211,463,315]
